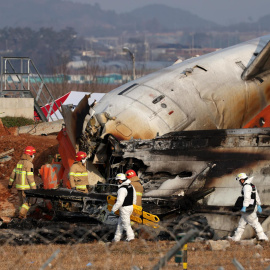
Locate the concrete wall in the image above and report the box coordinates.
[0,98,34,119]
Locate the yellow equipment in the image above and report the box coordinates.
[107,195,160,229]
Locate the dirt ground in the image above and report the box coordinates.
[0,124,270,270]
[0,122,59,216]
[0,240,270,270]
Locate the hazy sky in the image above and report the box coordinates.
[67,0,270,25]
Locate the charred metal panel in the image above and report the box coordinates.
[25,188,109,202]
[119,127,270,205]
[62,94,90,148]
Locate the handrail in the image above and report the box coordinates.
[0,56,62,122]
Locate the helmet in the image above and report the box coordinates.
[236,173,248,181]
[115,173,126,181]
[24,146,36,156]
[126,169,137,179]
[75,151,87,162]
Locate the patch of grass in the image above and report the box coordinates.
[1,116,35,128]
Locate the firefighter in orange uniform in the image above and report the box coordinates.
[8,146,37,219]
[69,151,89,193]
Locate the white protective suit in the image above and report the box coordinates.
[232,177,268,241]
[112,179,136,242]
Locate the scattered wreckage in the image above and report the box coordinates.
[3,34,270,241]
[55,34,270,238]
[4,126,270,243]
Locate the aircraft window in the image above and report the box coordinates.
[118,83,138,95]
[152,95,165,104]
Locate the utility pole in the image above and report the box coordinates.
[122,47,135,80]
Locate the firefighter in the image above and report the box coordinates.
[229,173,269,241]
[111,173,136,242]
[125,169,143,232]
[8,146,37,219]
[69,151,89,193]
[126,169,143,207]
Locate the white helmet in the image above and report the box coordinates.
[236,173,248,181]
[115,173,126,181]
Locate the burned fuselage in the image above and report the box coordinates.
[61,35,270,193]
[117,128,270,207]
[83,35,270,142]
[63,35,270,151]
[59,35,270,236]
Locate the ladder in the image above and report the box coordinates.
[0,56,62,122]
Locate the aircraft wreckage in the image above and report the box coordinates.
[5,34,270,241]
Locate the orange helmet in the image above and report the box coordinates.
[24,146,36,156]
[126,169,137,179]
[75,151,87,162]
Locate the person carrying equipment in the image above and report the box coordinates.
[111,173,136,242]
[229,173,268,241]
[8,146,37,219]
[69,151,89,193]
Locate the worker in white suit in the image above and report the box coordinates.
[111,173,136,242]
[229,173,268,241]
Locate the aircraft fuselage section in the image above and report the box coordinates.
[94,35,270,141]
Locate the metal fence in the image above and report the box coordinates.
[0,219,269,270]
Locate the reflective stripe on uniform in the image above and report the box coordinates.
[15,171,26,175]
[69,172,88,176]
[16,184,30,189]
[22,204,30,210]
[30,182,36,187]
[9,178,14,182]
[76,185,87,189]
[136,192,142,196]
[27,172,33,175]
[17,164,23,169]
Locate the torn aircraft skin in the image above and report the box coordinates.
[58,35,270,238]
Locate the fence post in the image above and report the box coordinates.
[152,229,199,270]
[175,232,193,269]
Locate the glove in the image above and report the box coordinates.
[110,210,115,215]
[8,184,12,190]
[257,205,262,213]
[241,206,246,212]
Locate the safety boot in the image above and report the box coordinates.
[228,235,241,241]
[258,232,269,241]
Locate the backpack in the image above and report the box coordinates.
[232,183,256,213]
